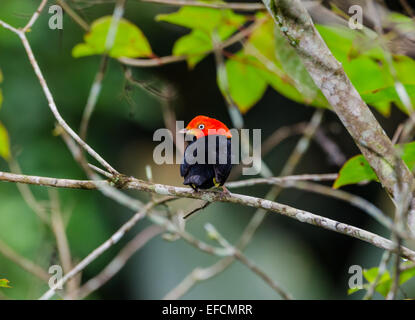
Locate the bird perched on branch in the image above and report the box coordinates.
[180,115,233,193]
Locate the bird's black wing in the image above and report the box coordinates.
[180,137,206,178]
[180,150,190,178]
[212,137,233,186]
[183,165,215,189]
[180,139,198,177]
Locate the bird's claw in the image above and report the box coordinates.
[221,186,230,195]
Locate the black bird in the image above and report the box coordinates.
[180,115,233,192]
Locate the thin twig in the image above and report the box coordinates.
[261,122,307,156]
[183,201,210,219]
[229,178,413,238]
[79,56,109,141]
[227,173,338,188]
[76,225,163,299]
[204,223,292,300]
[364,250,391,300]
[0,238,50,283]
[22,0,48,33]
[8,159,50,224]
[0,17,119,174]
[39,198,168,300]
[56,0,90,31]
[399,0,415,18]
[79,0,126,141]
[49,189,77,298]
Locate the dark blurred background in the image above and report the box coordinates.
[0,0,414,299]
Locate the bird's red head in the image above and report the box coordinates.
[181,116,232,139]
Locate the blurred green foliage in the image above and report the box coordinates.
[0,278,11,288]
[348,263,415,297]
[72,16,153,58]
[0,0,414,300]
[334,141,415,188]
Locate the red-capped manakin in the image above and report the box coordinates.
[180,115,233,192]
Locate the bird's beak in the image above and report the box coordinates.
[180,128,198,136]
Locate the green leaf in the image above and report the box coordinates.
[388,12,415,33]
[0,279,11,288]
[316,24,411,116]
[172,30,211,68]
[333,155,377,189]
[274,23,326,106]
[347,267,390,295]
[400,263,415,284]
[393,55,415,86]
[0,121,10,160]
[243,16,329,110]
[361,85,415,113]
[347,287,360,295]
[217,53,268,113]
[245,14,276,61]
[334,141,415,188]
[72,16,152,58]
[0,69,3,109]
[401,141,415,169]
[363,267,391,297]
[359,264,415,297]
[156,6,246,35]
[157,7,246,68]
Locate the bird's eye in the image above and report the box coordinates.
[198,124,205,130]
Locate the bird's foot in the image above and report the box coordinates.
[221,186,231,195]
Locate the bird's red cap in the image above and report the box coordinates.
[181,115,232,139]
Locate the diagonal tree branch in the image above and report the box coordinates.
[261,0,414,205]
[22,0,48,33]
[0,14,119,175]
[204,223,292,299]
[76,225,163,299]
[0,238,50,283]
[38,200,163,300]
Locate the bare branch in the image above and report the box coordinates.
[228,178,403,235]
[49,190,77,298]
[364,250,391,300]
[204,223,292,299]
[76,225,162,299]
[79,0,126,141]
[261,122,307,156]
[227,173,338,188]
[39,199,167,300]
[0,238,50,283]
[8,159,50,224]
[0,17,119,174]
[56,0,90,31]
[22,0,48,33]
